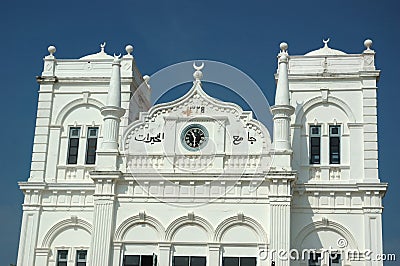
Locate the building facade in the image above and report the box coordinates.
[17,40,386,266]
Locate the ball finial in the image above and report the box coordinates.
[193,70,203,81]
[143,75,150,83]
[192,62,204,81]
[280,42,288,52]
[364,39,373,50]
[125,44,134,55]
[48,45,56,55]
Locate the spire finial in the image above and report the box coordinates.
[193,61,204,81]
[100,42,106,53]
[323,38,330,47]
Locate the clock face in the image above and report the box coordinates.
[181,124,208,150]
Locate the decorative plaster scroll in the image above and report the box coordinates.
[54,98,104,125]
[41,217,92,248]
[214,215,267,243]
[295,95,356,125]
[114,213,165,241]
[293,220,358,250]
[165,214,214,242]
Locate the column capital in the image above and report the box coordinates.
[158,243,172,250]
[270,105,295,116]
[207,243,221,250]
[90,170,122,180]
[90,171,121,196]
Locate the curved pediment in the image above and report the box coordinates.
[122,81,272,174]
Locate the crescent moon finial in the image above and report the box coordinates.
[323,38,330,47]
[113,53,121,59]
[100,42,106,52]
[193,61,204,71]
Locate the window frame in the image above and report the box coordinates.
[56,249,69,266]
[309,125,321,165]
[123,254,157,266]
[222,256,257,266]
[85,127,99,165]
[172,255,206,266]
[75,249,87,266]
[67,127,81,165]
[329,125,341,164]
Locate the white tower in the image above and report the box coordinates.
[17,43,150,266]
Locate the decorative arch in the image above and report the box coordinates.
[293,220,358,250]
[54,98,104,125]
[114,213,165,241]
[165,214,214,242]
[41,217,92,248]
[214,214,268,243]
[122,81,272,153]
[294,95,356,125]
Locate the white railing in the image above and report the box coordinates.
[126,154,264,170]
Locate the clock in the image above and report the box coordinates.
[181,124,208,151]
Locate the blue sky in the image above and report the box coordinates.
[1,0,399,263]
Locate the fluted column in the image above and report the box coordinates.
[268,176,294,266]
[271,106,294,151]
[270,202,291,266]
[90,199,115,265]
[89,172,120,266]
[101,111,123,150]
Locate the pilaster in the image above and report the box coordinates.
[363,213,383,266]
[46,125,62,182]
[348,123,364,181]
[30,47,57,182]
[361,40,380,182]
[362,84,379,181]
[112,243,123,266]
[158,243,172,266]
[17,207,42,265]
[268,175,295,266]
[34,248,50,266]
[17,183,45,266]
[89,171,121,266]
[208,244,220,266]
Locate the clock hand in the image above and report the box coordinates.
[191,131,197,146]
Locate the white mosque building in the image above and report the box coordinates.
[16,40,386,266]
